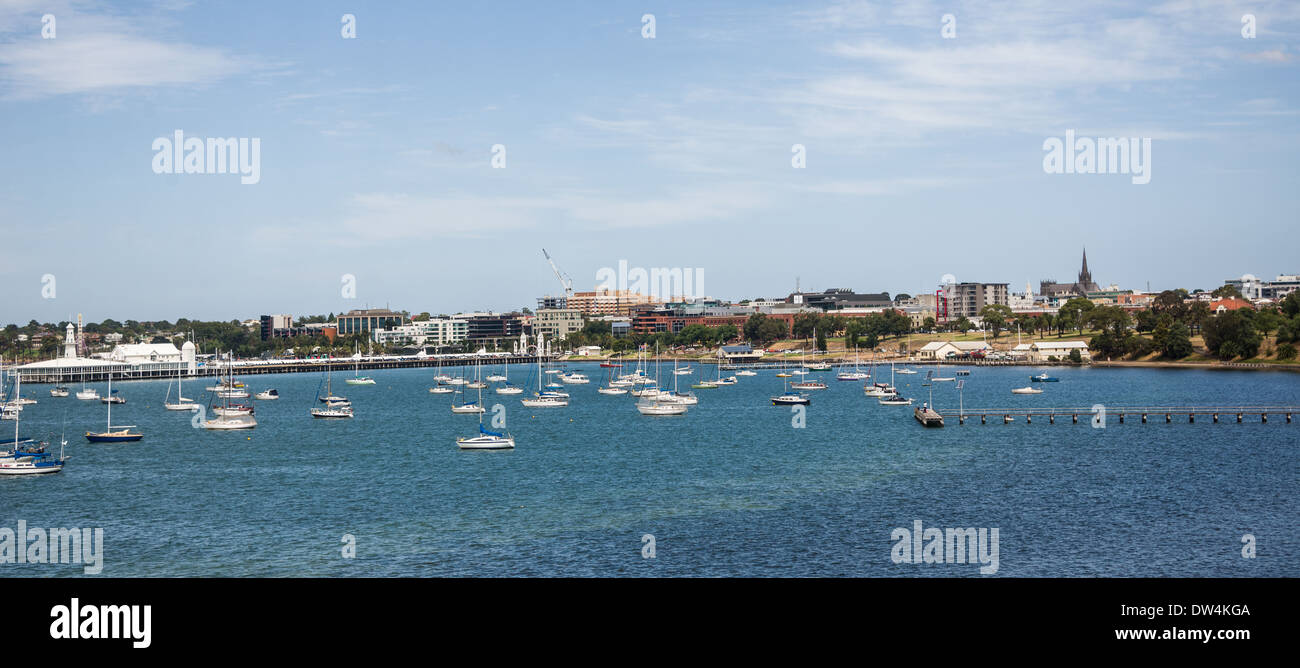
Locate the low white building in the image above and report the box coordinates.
[916,341,992,360]
[110,343,182,365]
[1029,340,1090,362]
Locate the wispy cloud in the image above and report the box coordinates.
[0,2,257,99]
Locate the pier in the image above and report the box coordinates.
[4,355,553,385]
[935,406,1298,425]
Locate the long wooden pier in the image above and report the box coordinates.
[936,406,1298,425]
[3,355,553,384]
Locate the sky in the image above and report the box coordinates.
[1,0,1297,325]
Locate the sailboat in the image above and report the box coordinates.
[837,348,870,381]
[311,360,353,418]
[597,362,628,395]
[457,386,515,449]
[164,360,199,411]
[636,352,687,415]
[450,381,485,413]
[659,356,698,404]
[791,346,828,388]
[50,366,69,397]
[494,359,523,395]
[75,367,99,400]
[86,373,143,442]
[429,364,455,394]
[206,355,259,428]
[932,357,956,382]
[713,359,738,386]
[521,335,568,407]
[772,368,811,405]
[1,376,66,475]
[345,342,376,385]
[877,363,913,405]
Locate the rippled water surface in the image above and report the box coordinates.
[3,362,1297,577]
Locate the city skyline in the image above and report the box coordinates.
[2,1,1298,324]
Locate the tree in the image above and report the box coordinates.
[815,327,827,352]
[792,313,819,340]
[979,304,1013,338]
[1202,309,1261,360]
[1211,284,1243,299]
[1154,321,1193,359]
[1150,290,1189,322]
[921,316,936,332]
[1254,308,1283,339]
[1280,291,1300,318]
[1135,309,1159,333]
[1060,297,1096,334]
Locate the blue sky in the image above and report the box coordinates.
[1,0,1297,324]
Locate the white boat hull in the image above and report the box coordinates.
[456,436,516,450]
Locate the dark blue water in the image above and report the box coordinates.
[3,363,1297,577]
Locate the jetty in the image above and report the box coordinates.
[935,405,1298,425]
[4,354,553,384]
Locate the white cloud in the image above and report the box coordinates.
[0,3,255,99]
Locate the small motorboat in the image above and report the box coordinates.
[1012,386,1044,394]
[254,389,279,400]
[429,385,454,394]
[597,386,628,395]
[736,370,757,376]
[49,386,70,398]
[1030,373,1059,382]
[494,384,524,395]
[790,380,828,390]
[878,394,913,405]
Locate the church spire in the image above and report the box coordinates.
[1078,247,1091,286]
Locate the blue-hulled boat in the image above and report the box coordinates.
[1030,373,1059,382]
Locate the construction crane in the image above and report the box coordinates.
[541,248,574,300]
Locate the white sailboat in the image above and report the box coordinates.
[206,356,258,428]
[311,362,353,419]
[75,367,99,400]
[521,334,567,407]
[1,375,66,475]
[457,386,515,449]
[345,342,376,385]
[164,361,199,411]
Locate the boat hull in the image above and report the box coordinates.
[85,432,143,443]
